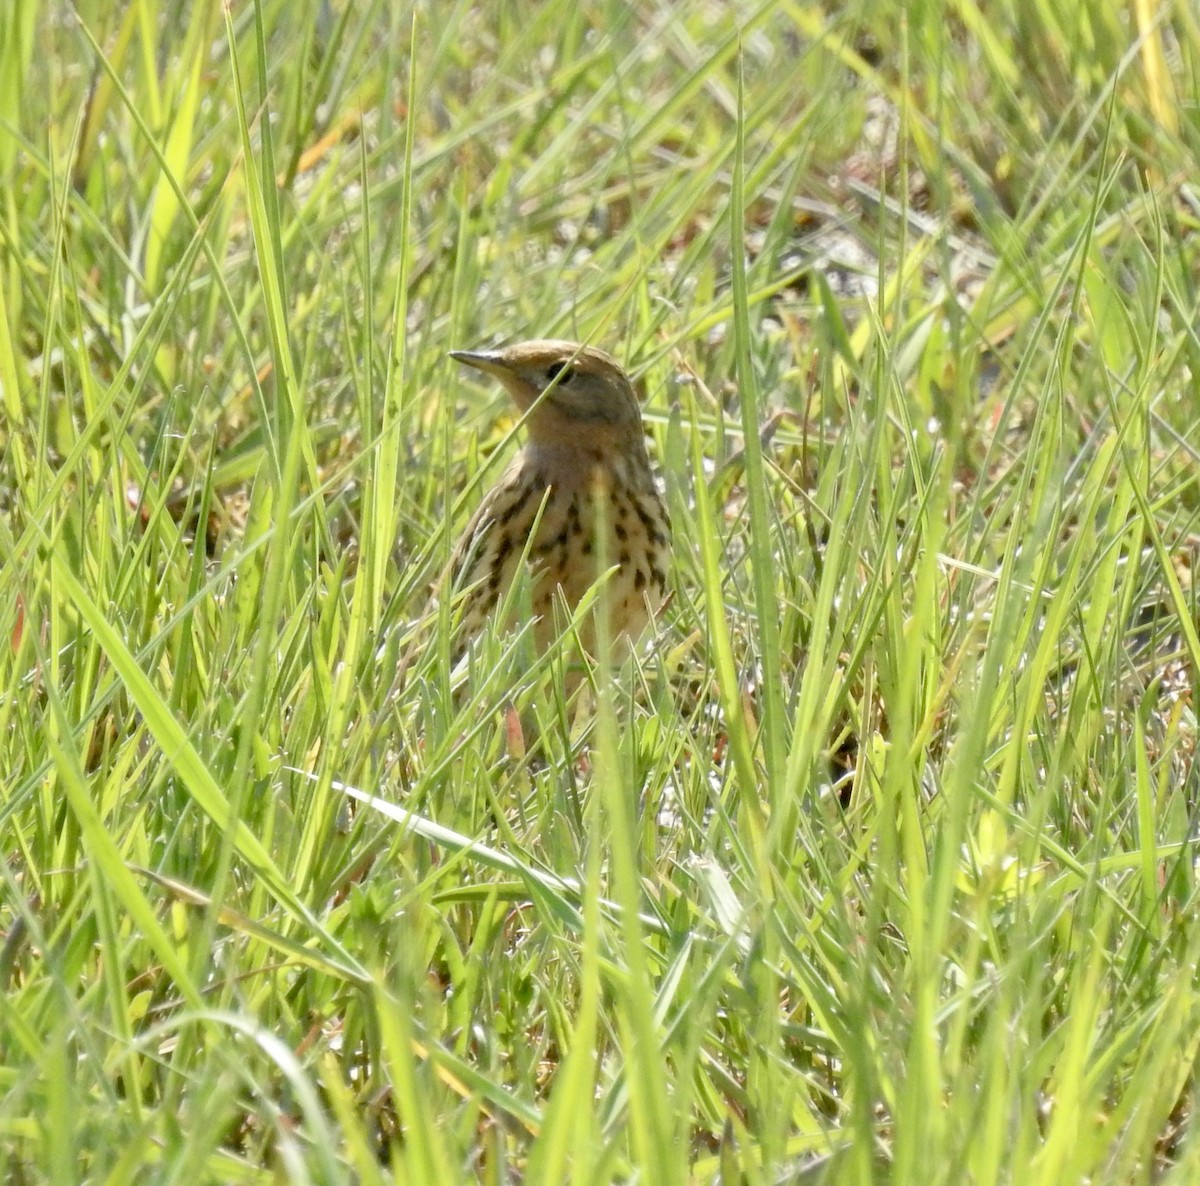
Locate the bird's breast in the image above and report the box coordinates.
[454,453,670,653]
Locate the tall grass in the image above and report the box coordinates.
[2,1,1200,1182]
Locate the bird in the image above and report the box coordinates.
[446,339,671,664]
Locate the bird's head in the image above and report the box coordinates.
[450,339,643,450]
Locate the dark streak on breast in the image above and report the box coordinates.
[631,495,670,548]
[498,483,533,526]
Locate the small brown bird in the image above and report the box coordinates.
[448,339,670,660]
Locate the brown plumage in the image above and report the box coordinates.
[448,339,670,659]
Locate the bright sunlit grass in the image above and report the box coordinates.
[2,2,1200,1182]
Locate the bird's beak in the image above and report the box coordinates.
[449,349,509,379]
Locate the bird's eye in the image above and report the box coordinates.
[545,361,575,384]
